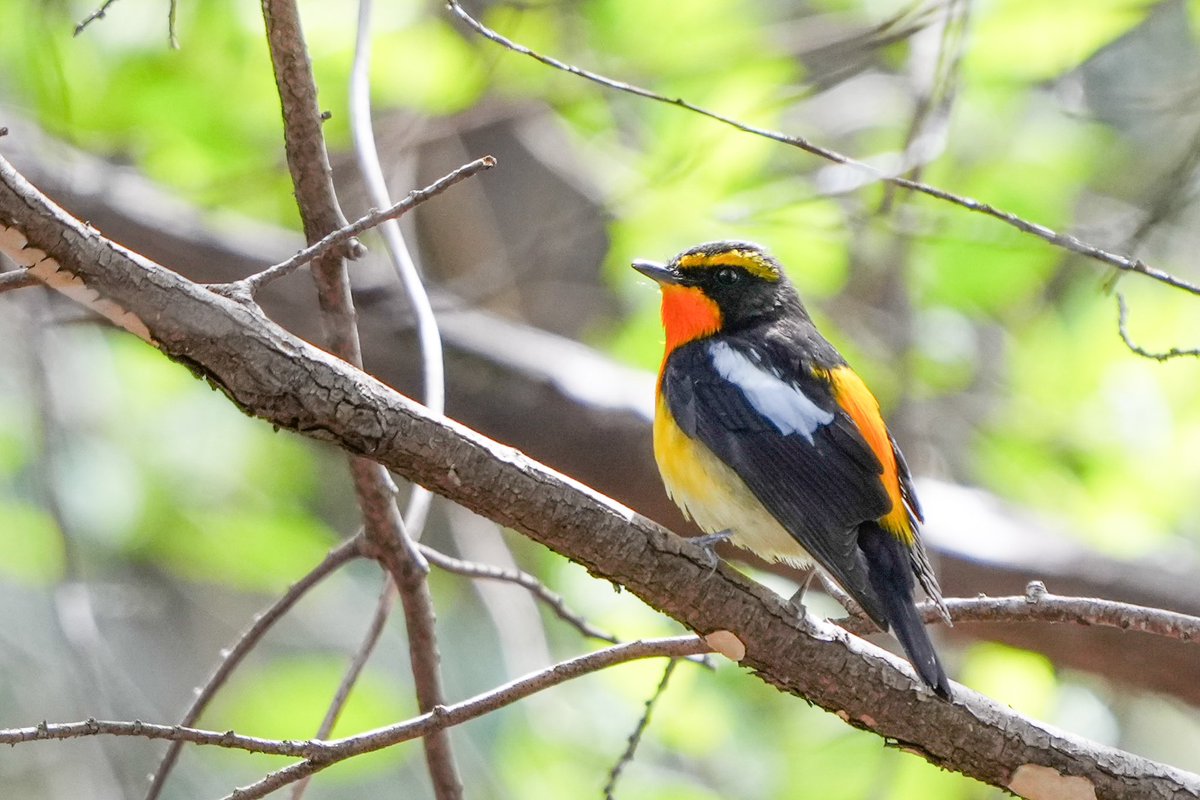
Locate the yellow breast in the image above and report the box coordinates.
[653,395,812,567]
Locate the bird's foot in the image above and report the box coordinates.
[690,529,733,575]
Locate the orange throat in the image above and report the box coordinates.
[660,285,722,360]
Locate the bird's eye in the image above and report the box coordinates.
[714,268,740,286]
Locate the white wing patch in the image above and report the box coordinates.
[709,340,833,442]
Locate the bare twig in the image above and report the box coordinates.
[223,636,711,800]
[0,269,37,293]
[290,10,466,791]
[74,0,122,36]
[1116,294,1200,362]
[143,534,365,800]
[290,576,397,800]
[603,657,679,799]
[421,544,619,644]
[0,718,329,758]
[837,589,1200,642]
[444,0,1200,298]
[0,637,708,784]
[234,155,495,295]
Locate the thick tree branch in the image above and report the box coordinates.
[3,157,1198,799]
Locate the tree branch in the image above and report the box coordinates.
[234,155,495,295]
[144,534,365,800]
[1116,294,1200,362]
[3,156,1199,798]
[0,636,707,797]
[420,543,619,644]
[444,0,1200,298]
[839,587,1200,643]
[0,268,36,293]
[224,636,709,800]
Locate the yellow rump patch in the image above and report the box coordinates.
[817,366,914,542]
[676,249,781,282]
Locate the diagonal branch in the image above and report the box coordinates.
[235,155,494,295]
[143,534,365,800]
[2,156,1198,799]
[444,0,1200,298]
[421,544,619,644]
[223,636,710,800]
[0,268,37,293]
[0,636,708,795]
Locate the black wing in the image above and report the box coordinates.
[663,337,896,624]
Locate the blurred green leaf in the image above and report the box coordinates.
[0,502,64,583]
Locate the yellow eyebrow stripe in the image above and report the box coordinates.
[676,249,781,282]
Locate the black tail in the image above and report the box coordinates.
[858,523,952,700]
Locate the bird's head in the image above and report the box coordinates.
[633,241,804,351]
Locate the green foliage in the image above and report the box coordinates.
[0,502,64,583]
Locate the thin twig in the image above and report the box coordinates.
[603,657,679,799]
[836,589,1200,642]
[0,269,38,293]
[1116,294,1200,362]
[0,718,331,758]
[143,534,364,800]
[445,0,1200,298]
[0,637,708,772]
[421,544,619,644]
[290,576,397,800]
[233,155,495,295]
[74,0,122,36]
[223,636,711,800]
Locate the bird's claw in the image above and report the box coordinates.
[690,529,733,576]
[787,567,818,617]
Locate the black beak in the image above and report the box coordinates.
[631,259,681,286]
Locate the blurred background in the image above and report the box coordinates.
[1,0,1199,797]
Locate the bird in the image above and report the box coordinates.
[633,240,953,699]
